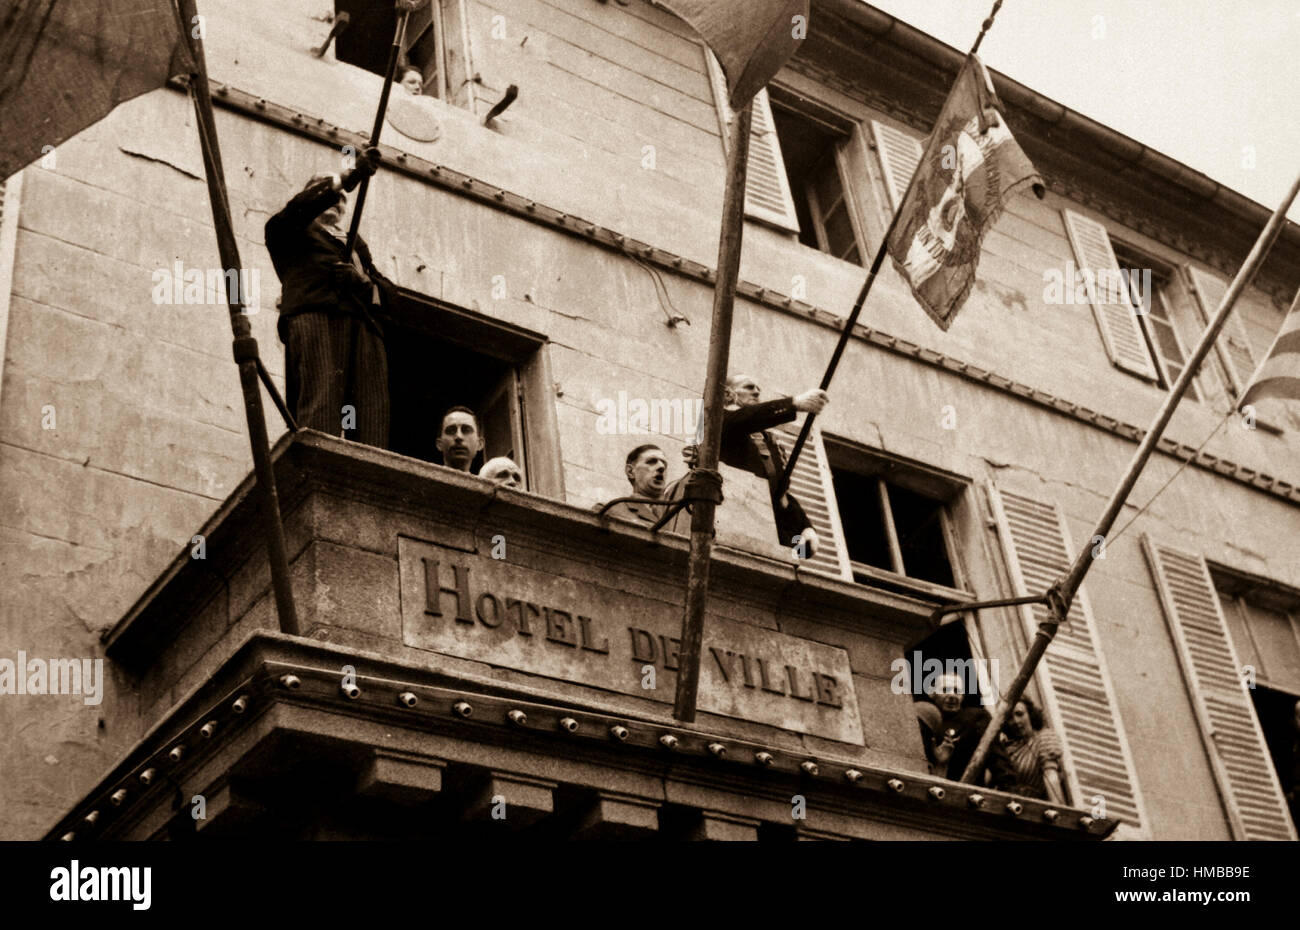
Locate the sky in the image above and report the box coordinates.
[865,0,1300,221]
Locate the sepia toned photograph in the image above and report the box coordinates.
[0,0,1296,906]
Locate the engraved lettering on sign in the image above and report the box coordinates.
[400,539,862,744]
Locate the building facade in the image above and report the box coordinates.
[1,0,1297,840]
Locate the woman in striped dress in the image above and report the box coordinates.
[994,695,1067,804]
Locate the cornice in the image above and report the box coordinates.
[46,637,1112,841]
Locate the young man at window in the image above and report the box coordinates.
[435,406,484,473]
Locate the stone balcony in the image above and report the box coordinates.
[47,433,1113,840]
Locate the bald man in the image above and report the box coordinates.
[685,374,828,555]
[480,456,523,489]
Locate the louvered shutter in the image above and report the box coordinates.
[1141,537,1297,840]
[704,50,800,233]
[1187,266,1258,398]
[1061,209,1159,380]
[772,424,852,580]
[871,120,922,212]
[987,484,1148,832]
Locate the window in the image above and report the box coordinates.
[1111,243,1199,400]
[333,0,469,105]
[993,486,1148,832]
[380,291,560,495]
[1143,537,1296,839]
[769,104,863,264]
[823,442,966,597]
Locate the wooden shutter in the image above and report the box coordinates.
[772,424,852,581]
[704,50,800,233]
[871,120,922,212]
[987,484,1148,831]
[1187,266,1258,397]
[1061,210,1159,380]
[1141,537,1297,840]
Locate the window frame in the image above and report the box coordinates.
[821,436,973,603]
[382,288,564,498]
[766,89,869,266]
[1110,241,1202,400]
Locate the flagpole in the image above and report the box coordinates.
[344,0,422,256]
[774,179,915,500]
[673,101,753,722]
[959,170,1300,785]
[776,0,1006,499]
[176,0,300,636]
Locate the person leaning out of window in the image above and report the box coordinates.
[991,694,1067,805]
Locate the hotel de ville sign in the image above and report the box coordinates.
[397,537,863,745]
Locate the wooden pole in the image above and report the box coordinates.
[176,0,300,635]
[672,101,752,722]
[344,1,420,256]
[960,170,1300,785]
[774,204,908,500]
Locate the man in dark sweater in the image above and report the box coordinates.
[718,374,829,554]
[265,146,394,448]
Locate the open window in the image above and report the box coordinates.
[380,291,561,496]
[1143,538,1297,840]
[822,441,970,601]
[768,100,864,264]
[1214,570,1300,832]
[1110,241,1205,400]
[333,0,471,106]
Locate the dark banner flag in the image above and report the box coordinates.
[658,0,808,108]
[887,54,1044,331]
[0,0,194,180]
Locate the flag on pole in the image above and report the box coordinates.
[887,55,1044,331]
[658,0,808,108]
[1240,287,1300,407]
[0,0,194,181]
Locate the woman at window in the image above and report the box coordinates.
[992,695,1067,805]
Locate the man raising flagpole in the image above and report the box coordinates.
[651,0,809,721]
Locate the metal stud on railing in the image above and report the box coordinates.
[1006,801,1023,816]
[139,768,157,786]
[968,794,985,809]
[558,717,578,733]
[397,692,418,708]
[200,720,218,739]
[707,742,726,758]
[800,761,819,776]
[278,674,301,690]
[754,751,774,767]
[232,695,249,714]
[167,746,184,763]
[887,778,905,793]
[609,725,629,742]
[452,701,472,718]
[84,810,100,826]
[844,769,863,783]
[928,786,945,800]
[61,832,75,842]
[507,709,528,726]
[659,734,678,751]
[1078,816,1094,829]
[110,789,128,806]
[341,682,361,700]
[1042,809,1059,823]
